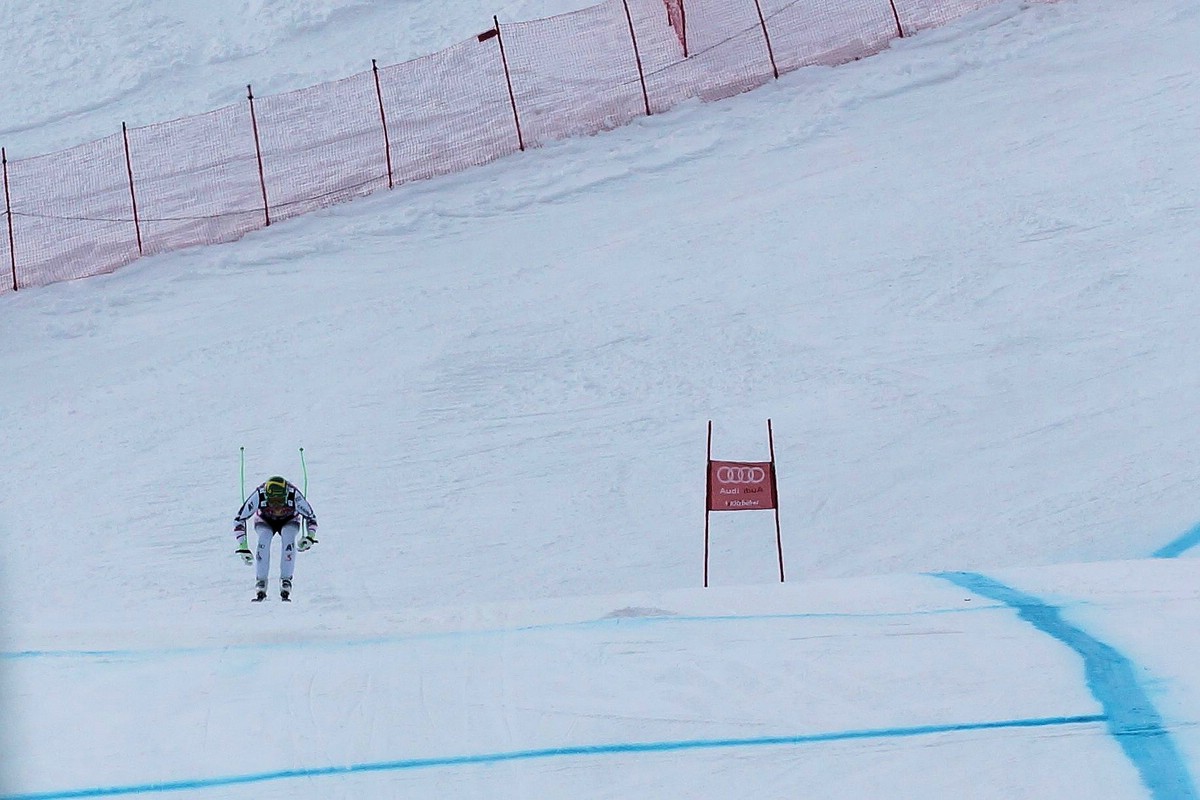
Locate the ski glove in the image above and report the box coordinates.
[297,534,318,552]
[235,534,252,565]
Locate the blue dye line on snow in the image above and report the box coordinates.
[0,714,1104,800]
[937,571,1197,800]
[1153,521,1200,558]
[0,603,1008,662]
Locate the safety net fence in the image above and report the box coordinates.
[1,0,1018,293]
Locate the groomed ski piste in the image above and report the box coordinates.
[3,0,1200,798]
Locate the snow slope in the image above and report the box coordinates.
[3,0,1200,797]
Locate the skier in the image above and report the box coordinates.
[234,475,319,601]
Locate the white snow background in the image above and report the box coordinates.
[3,0,1200,797]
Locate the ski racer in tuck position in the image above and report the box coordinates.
[234,476,318,601]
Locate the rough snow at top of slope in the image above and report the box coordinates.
[0,0,597,154]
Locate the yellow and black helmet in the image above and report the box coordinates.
[264,476,289,504]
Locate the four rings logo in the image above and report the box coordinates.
[716,465,768,484]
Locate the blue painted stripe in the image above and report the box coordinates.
[1153,521,1200,558]
[0,715,1103,800]
[937,571,1198,800]
[1,604,1005,662]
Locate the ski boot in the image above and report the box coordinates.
[252,579,268,602]
[280,579,293,602]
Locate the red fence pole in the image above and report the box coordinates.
[666,0,688,58]
[752,0,779,80]
[486,17,524,152]
[3,147,15,291]
[372,59,395,189]
[122,123,144,256]
[887,0,905,38]
[679,0,688,58]
[247,84,271,227]
[767,418,784,582]
[622,0,652,116]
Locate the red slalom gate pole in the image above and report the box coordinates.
[704,420,713,587]
[768,418,784,582]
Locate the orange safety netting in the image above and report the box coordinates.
[1,0,1023,293]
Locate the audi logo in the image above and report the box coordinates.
[716,466,767,484]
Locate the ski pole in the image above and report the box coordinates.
[239,446,246,502]
[299,446,308,494]
[298,446,309,539]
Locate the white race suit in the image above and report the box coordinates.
[233,482,318,583]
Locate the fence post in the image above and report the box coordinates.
[752,0,779,80]
[3,147,15,291]
[121,123,144,256]
[666,0,688,57]
[479,17,524,152]
[679,0,688,58]
[622,0,652,116]
[247,84,271,227]
[372,59,395,189]
[887,0,905,38]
